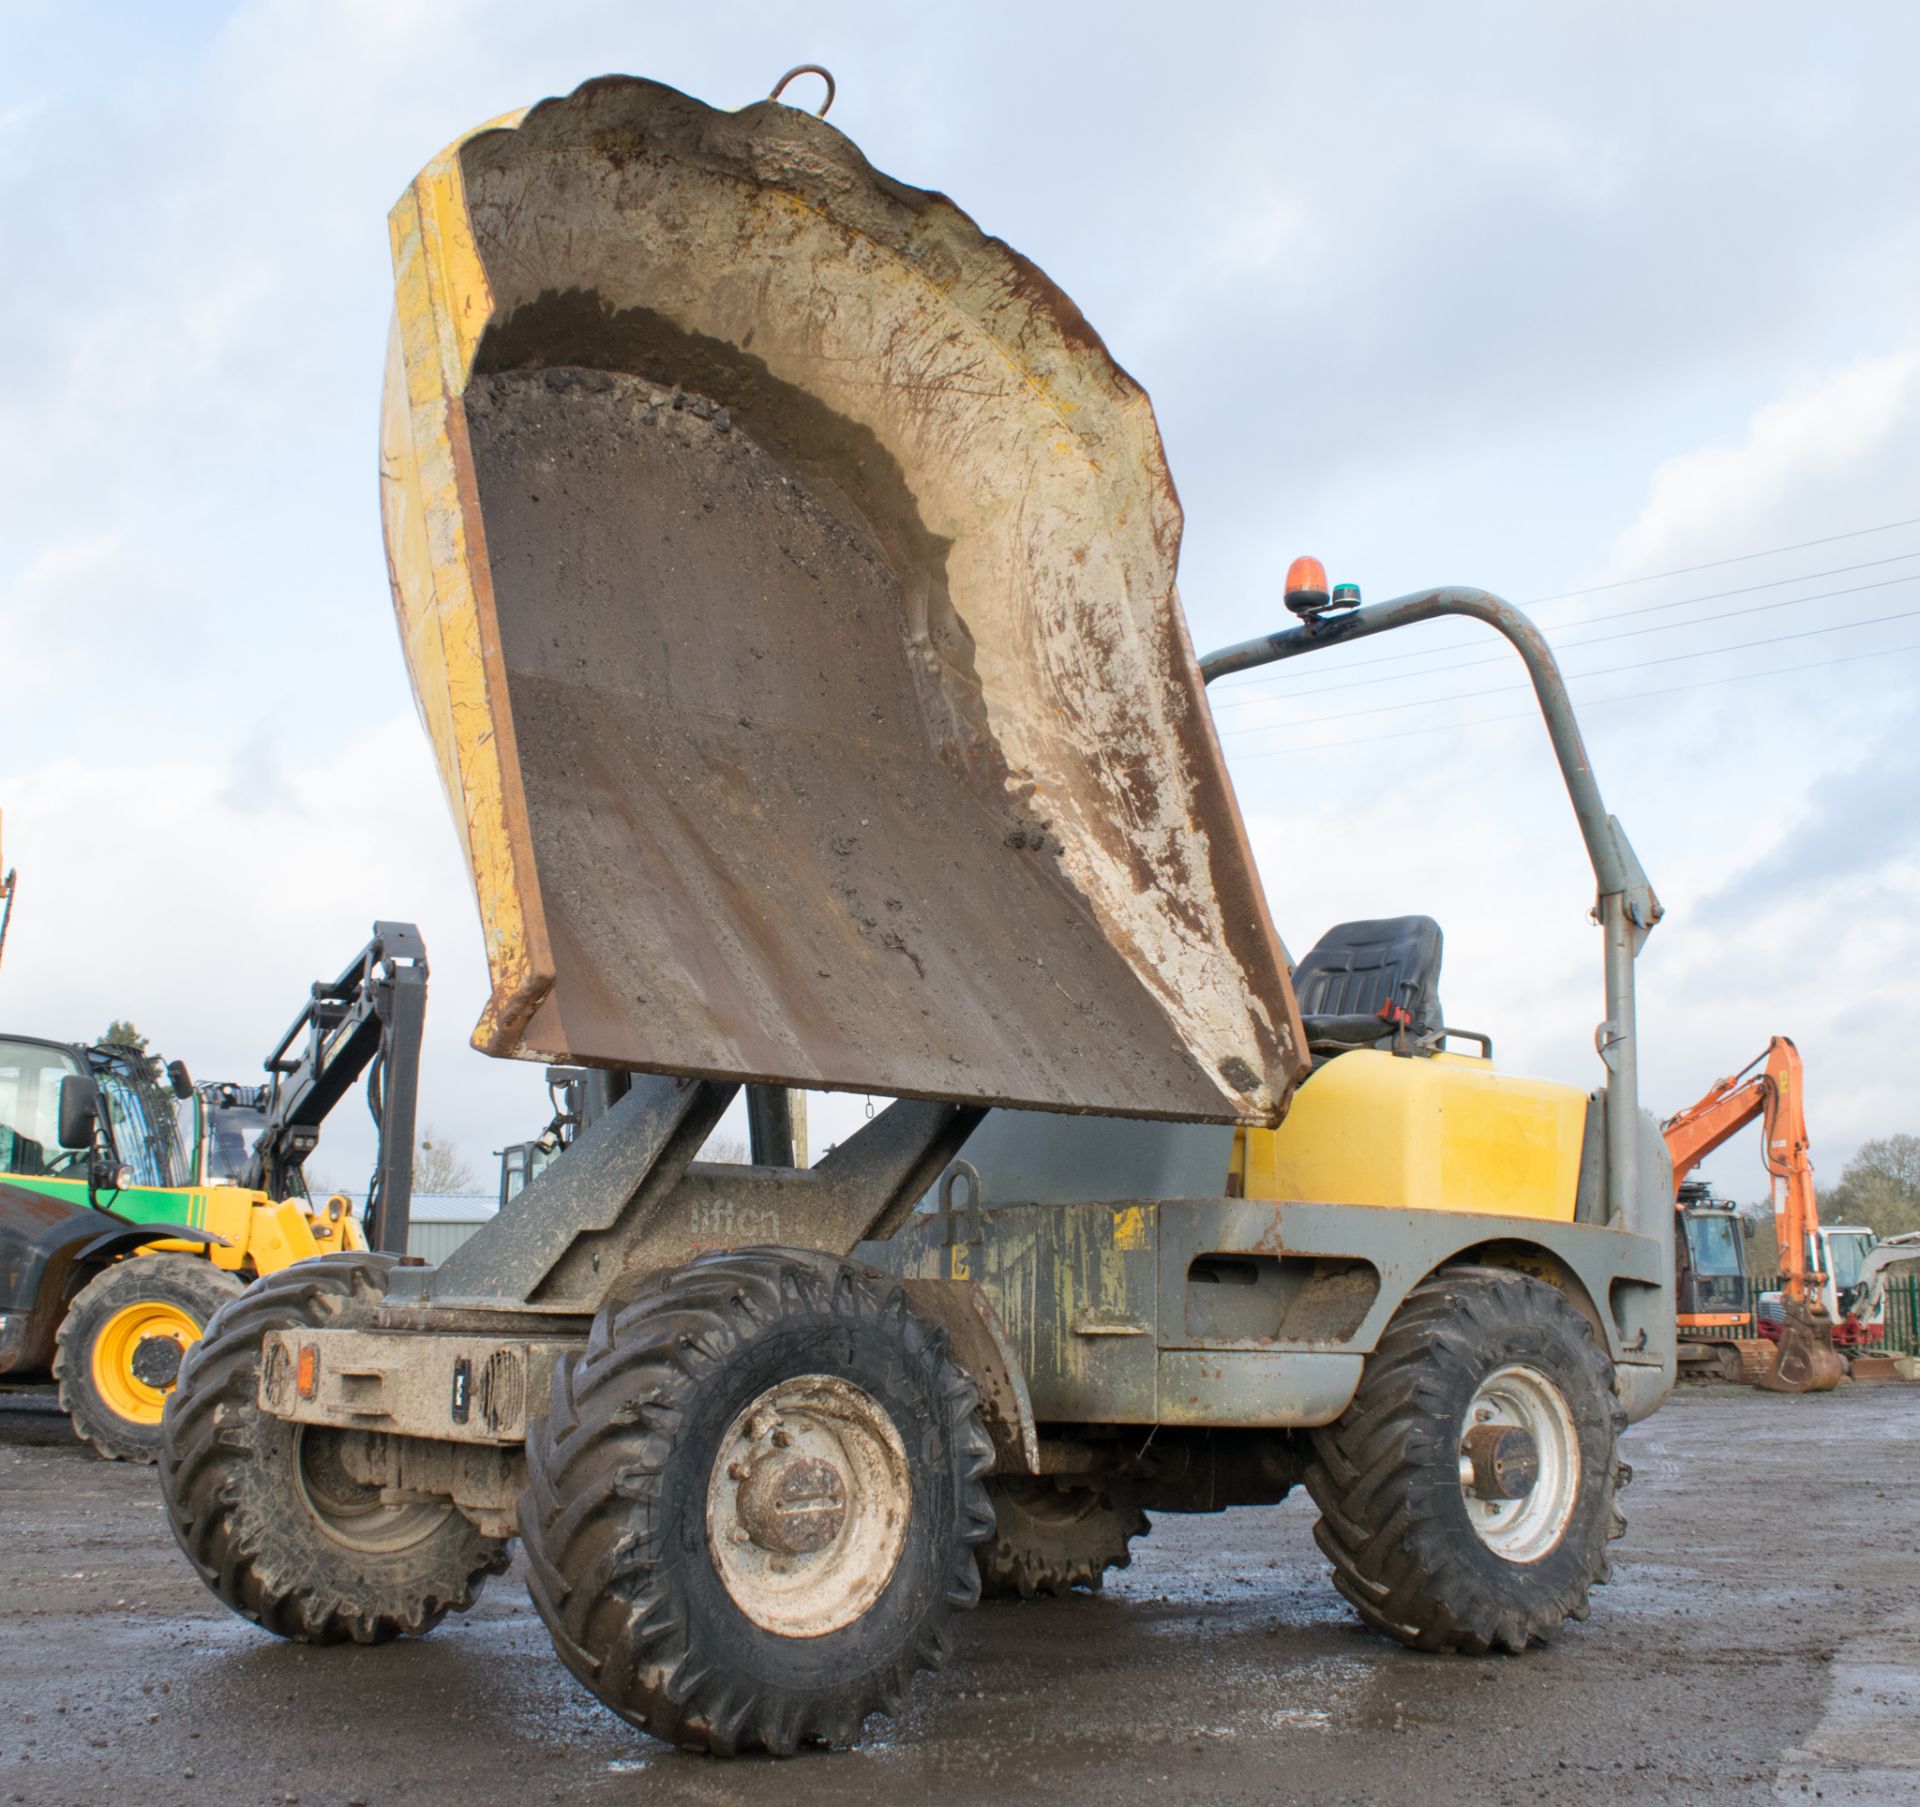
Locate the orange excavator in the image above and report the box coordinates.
[1661,1035,1845,1393]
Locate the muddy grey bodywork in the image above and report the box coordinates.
[270,1091,1673,1489]
[859,1109,1676,1440]
[266,562,1679,1482]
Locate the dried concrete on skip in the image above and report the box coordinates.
[2,1385,1915,1806]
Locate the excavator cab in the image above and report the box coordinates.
[1673,1180,1752,1323]
[1820,1226,1877,1304]
[1814,1225,1879,1344]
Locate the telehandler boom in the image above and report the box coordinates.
[160,71,1678,1756]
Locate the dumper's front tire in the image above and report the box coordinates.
[519,1248,994,1756]
[1306,1265,1626,1654]
[976,1479,1148,1598]
[159,1255,511,1643]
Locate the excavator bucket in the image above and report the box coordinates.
[380,75,1306,1125]
[1756,1297,1847,1394]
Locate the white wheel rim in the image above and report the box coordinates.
[705,1374,911,1639]
[1457,1363,1580,1564]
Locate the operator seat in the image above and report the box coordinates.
[1292,915,1444,1056]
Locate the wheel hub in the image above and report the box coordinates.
[706,1375,911,1638]
[736,1451,850,1554]
[1456,1363,1580,1564]
[1460,1422,1539,1500]
[130,1334,185,1390]
[294,1428,453,1554]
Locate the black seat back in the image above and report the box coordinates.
[1293,915,1444,1053]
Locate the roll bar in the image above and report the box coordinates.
[1201,587,1661,1226]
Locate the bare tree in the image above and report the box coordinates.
[414,1126,477,1194]
[1822,1134,1920,1238]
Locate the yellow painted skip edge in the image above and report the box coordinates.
[381,109,555,1057]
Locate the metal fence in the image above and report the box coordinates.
[1884,1275,1920,1355]
[1747,1268,1920,1354]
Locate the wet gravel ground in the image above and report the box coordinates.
[2,1384,1915,1806]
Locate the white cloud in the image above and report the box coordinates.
[4,0,1918,1221]
[1,716,550,1192]
[1596,346,1920,584]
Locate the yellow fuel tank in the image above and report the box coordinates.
[1235,1050,1588,1221]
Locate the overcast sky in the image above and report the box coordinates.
[3,2,1916,1210]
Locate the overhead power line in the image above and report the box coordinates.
[1522,514,1920,606]
[1220,605,1920,740]
[1226,638,1920,762]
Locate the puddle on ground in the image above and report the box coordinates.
[1262,1655,1378,1731]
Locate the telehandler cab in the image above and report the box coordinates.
[159,72,1677,1755]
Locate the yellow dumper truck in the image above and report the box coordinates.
[159,73,1675,1755]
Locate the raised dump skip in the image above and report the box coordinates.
[381,75,1306,1124]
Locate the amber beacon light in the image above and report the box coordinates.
[1283,554,1331,617]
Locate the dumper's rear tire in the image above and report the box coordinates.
[976,1479,1148,1598]
[54,1254,244,1462]
[1306,1265,1627,1654]
[519,1247,994,1756]
[159,1254,511,1644]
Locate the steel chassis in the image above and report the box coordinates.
[259,589,1673,1527]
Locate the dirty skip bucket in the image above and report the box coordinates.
[381,75,1305,1125]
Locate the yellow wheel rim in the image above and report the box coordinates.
[90,1300,202,1424]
